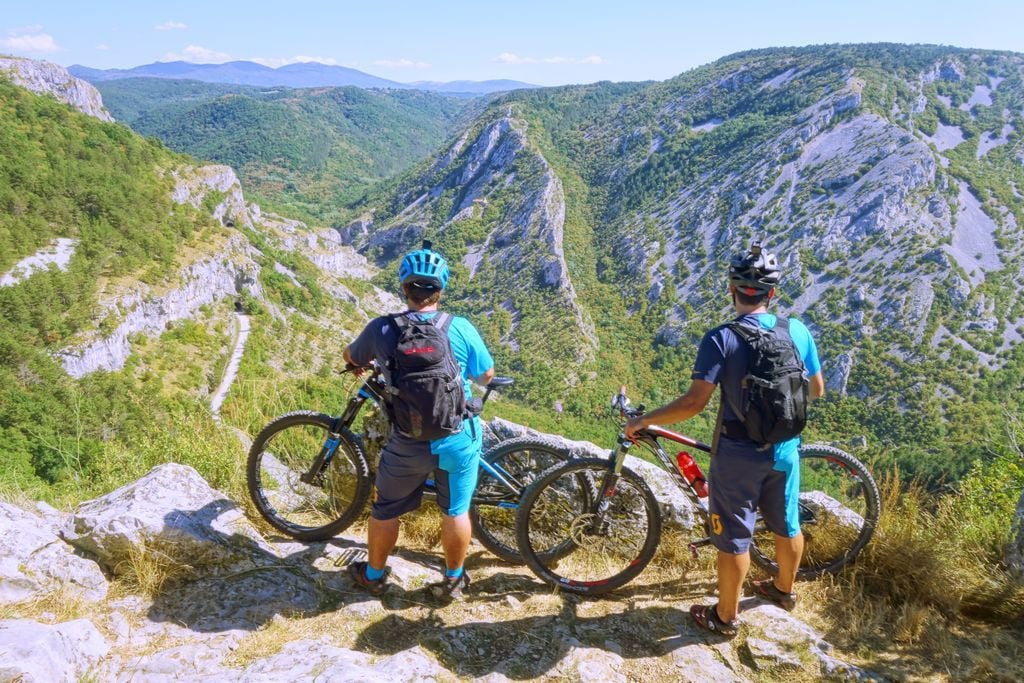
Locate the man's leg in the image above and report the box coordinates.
[439,512,472,572]
[772,531,804,593]
[716,549,751,623]
[367,516,401,572]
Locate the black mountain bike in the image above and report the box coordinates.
[245,363,575,563]
[514,390,881,595]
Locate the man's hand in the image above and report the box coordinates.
[624,416,649,441]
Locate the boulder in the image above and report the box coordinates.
[0,502,107,604]
[825,352,854,396]
[484,418,703,530]
[0,618,109,683]
[62,463,275,575]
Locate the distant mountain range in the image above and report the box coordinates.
[68,61,537,94]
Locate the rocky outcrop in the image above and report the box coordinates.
[826,351,854,396]
[0,238,78,287]
[0,619,110,682]
[58,232,261,377]
[62,463,273,575]
[0,502,108,603]
[0,57,113,121]
[171,165,253,229]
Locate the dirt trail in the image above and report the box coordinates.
[211,313,250,422]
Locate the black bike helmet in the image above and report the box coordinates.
[728,242,780,295]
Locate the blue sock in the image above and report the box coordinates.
[445,566,463,579]
[365,564,386,581]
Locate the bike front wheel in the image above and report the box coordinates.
[469,437,575,564]
[515,458,662,596]
[749,444,881,579]
[246,411,372,541]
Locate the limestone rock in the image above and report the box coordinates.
[0,57,112,121]
[62,463,274,575]
[826,352,854,396]
[740,605,881,680]
[0,502,107,604]
[555,640,627,682]
[0,618,109,683]
[671,643,750,682]
[239,640,444,682]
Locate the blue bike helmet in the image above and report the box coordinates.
[398,241,449,290]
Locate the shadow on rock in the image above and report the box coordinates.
[355,599,708,679]
[145,502,419,633]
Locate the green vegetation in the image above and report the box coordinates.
[97,78,471,224]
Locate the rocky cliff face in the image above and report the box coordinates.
[0,57,112,121]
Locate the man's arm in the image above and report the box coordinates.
[624,379,716,440]
[809,372,825,400]
[475,367,496,385]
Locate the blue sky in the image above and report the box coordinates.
[3,1,1023,86]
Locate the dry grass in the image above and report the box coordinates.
[797,476,1024,681]
[113,536,199,598]
[0,585,92,623]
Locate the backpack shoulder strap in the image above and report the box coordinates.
[433,312,453,332]
[389,313,411,332]
[727,320,761,345]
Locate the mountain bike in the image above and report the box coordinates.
[514,390,881,595]
[246,363,576,563]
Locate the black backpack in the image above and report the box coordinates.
[724,317,809,445]
[383,312,467,441]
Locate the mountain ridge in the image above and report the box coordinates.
[69,60,538,94]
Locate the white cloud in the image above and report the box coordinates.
[249,55,340,68]
[494,52,605,66]
[373,58,431,69]
[1,26,61,54]
[162,45,232,63]
[155,21,188,31]
[96,44,110,51]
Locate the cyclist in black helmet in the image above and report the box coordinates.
[626,242,825,637]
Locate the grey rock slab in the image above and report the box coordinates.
[239,639,440,682]
[741,605,880,681]
[0,502,108,604]
[0,618,109,683]
[63,463,276,576]
[0,57,112,121]
[554,641,627,683]
[671,643,750,682]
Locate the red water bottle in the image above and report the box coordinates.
[676,451,709,498]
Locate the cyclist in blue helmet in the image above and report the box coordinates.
[344,241,494,602]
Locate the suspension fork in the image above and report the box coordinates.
[587,436,631,532]
[300,392,367,485]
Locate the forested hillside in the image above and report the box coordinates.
[0,64,398,502]
[344,44,1024,485]
[94,78,471,224]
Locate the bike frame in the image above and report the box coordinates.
[301,368,525,502]
[594,420,717,555]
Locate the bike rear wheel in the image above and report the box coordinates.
[749,444,880,578]
[515,458,662,596]
[247,411,372,541]
[469,437,574,564]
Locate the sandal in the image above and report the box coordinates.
[751,579,797,611]
[689,603,738,638]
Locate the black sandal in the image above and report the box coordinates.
[690,603,738,638]
[751,579,797,611]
